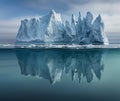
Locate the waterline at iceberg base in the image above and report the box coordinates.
[16,10,109,45]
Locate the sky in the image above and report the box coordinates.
[0,0,120,40]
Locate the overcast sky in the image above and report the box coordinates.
[0,0,120,39]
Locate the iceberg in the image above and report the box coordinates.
[16,10,109,45]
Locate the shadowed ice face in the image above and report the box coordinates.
[16,49,104,84]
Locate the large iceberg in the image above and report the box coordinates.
[16,10,109,45]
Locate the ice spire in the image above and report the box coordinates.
[71,14,76,36]
[92,14,109,45]
[77,12,82,36]
[86,11,93,25]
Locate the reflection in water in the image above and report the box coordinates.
[16,49,104,84]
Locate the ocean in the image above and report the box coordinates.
[0,48,120,101]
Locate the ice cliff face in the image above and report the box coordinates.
[16,10,64,42]
[16,49,104,84]
[16,10,109,45]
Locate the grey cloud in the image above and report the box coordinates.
[24,0,91,12]
[24,0,120,13]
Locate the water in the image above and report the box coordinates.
[0,48,120,101]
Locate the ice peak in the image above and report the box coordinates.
[50,9,56,14]
[78,12,82,21]
[93,14,103,27]
[96,14,102,22]
[45,9,57,19]
[86,11,93,22]
[86,11,93,16]
[98,14,101,18]
[72,14,75,18]
[46,9,62,22]
[71,14,75,23]
[79,12,81,17]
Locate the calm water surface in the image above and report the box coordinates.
[0,48,120,101]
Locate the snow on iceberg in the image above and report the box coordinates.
[16,10,109,45]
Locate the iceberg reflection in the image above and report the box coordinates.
[16,49,104,84]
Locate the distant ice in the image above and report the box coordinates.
[0,44,120,49]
